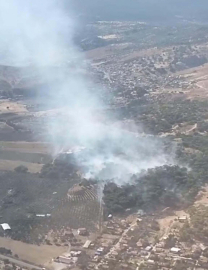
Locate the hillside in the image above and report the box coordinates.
[0,1,208,270]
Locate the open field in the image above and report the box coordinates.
[0,159,43,173]
[0,141,51,172]
[0,237,67,266]
[177,63,208,100]
[0,141,51,154]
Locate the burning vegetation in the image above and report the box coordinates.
[0,0,208,270]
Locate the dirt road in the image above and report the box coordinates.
[0,254,42,270]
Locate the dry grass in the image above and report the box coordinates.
[0,159,43,173]
[0,141,51,154]
[85,43,129,60]
[173,63,208,100]
[0,237,67,265]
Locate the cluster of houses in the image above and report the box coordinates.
[136,233,208,270]
[52,210,208,270]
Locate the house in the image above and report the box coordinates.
[155,248,164,253]
[58,256,71,264]
[140,250,148,256]
[65,231,74,238]
[77,228,88,235]
[146,260,155,265]
[95,247,104,255]
[137,218,142,224]
[83,240,91,249]
[156,242,165,248]
[137,209,145,216]
[58,256,78,265]
[171,247,181,254]
[0,223,11,230]
[145,246,152,251]
[70,251,81,257]
[136,240,143,248]
[36,214,51,217]
[178,216,187,222]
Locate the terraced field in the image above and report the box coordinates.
[59,184,103,231]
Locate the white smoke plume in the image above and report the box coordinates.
[0,0,74,66]
[0,0,174,183]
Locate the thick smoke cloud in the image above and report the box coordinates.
[0,0,74,66]
[0,0,174,183]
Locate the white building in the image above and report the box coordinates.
[0,223,11,230]
[171,247,181,254]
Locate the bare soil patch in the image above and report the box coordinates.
[174,63,208,100]
[157,210,187,238]
[194,185,208,206]
[85,43,129,61]
[0,237,67,265]
[0,101,28,114]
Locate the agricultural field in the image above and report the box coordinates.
[0,169,103,242]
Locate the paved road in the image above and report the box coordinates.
[0,254,42,270]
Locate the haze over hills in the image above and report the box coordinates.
[69,0,208,23]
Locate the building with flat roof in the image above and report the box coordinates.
[0,223,11,230]
[77,228,88,235]
[83,240,91,249]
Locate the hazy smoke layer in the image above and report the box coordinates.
[0,0,173,183]
[0,0,74,66]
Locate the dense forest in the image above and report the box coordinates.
[103,165,200,214]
